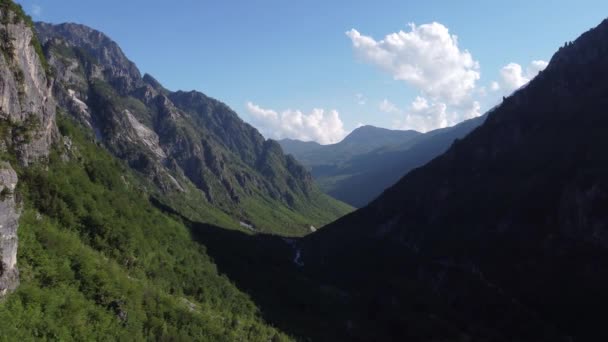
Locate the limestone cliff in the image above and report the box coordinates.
[0,162,18,296]
[34,21,349,235]
[0,3,56,296]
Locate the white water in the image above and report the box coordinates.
[282,238,304,267]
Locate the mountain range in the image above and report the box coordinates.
[1,1,608,341]
[33,21,351,236]
[280,116,486,207]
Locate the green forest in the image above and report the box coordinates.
[0,115,291,341]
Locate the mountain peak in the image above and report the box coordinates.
[344,125,419,142]
[340,125,421,147]
[36,21,143,94]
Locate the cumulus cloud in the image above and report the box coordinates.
[246,102,346,144]
[495,60,548,92]
[394,97,447,132]
[346,21,546,133]
[465,100,481,120]
[500,63,529,90]
[528,60,549,77]
[346,22,480,105]
[392,96,482,132]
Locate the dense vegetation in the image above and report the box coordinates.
[0,114,290,341]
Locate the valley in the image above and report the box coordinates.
[1,1,608,341]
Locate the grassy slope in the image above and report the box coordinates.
[0,115,291,341]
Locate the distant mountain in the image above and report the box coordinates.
[280,125,421,167]
[34,22,351,236]
[298,17,608,341]
[340,125,421,149]
[276,138,322,157]
[281,118,485,207]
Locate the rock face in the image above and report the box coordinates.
[0,162,19,296]
[33,21,348,234]
[0,5,56,297]
[35,22,142,95]
[0,9,56,165]
[35,22,315,203]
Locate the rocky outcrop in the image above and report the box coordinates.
[35,22,143,95]
[0,162,19,296]
[0,5,56,297]
[0,9,56,165]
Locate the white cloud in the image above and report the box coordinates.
[496,60,548,92]
[31,4,42,17]
[393,96,482,133]
[411,96,429,111]
[346,22,545,134]
[395,97,447,132]
[355,93,367,105]
[346,22,480,105]
[527,60,549,78]
[379,98,399,113]
[246,102,346,144]
[500,63,529,91]
[463,100,481,120]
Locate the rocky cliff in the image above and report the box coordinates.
[0,3,56,297]
[0,162,18,296]
[34,21,349,235]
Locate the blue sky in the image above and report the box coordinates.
[15,0,608,143]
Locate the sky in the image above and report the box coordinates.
[15,0,608,144]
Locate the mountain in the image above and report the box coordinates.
[281,117,485,207]
[0,0,56,297]
[33,22,351,236]
[280,125,420,168]
[296,17,608,341]
[3,0,608,340]
[278,138,322,157]
[0,1,339,339]
[339,125,421,152]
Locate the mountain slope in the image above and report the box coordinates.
[281,117,484,207]
[301,17,608,341]
[0,114,291,341]
[0,2,292,339]
[34,22,351,236]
